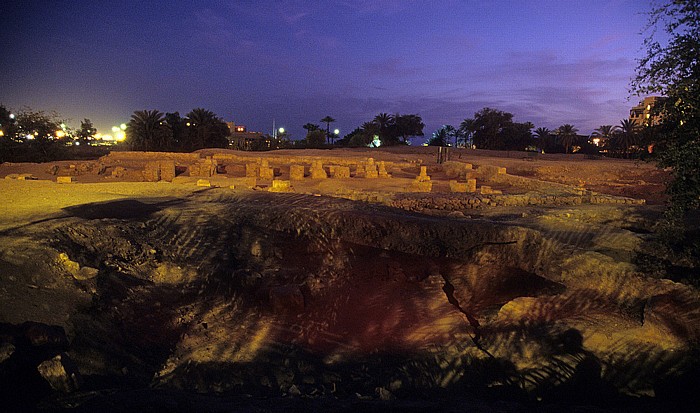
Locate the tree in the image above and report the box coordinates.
[164,112,186,150]
[126,110,172,151]
[556,124,579,154]
[534,127,550,140]
[76,119,95,144]
[303,123,320,133]
[459,118,475,147]
[184,108,229,150]
[591,125,618,149]
[632,0,700,218]
[463,107,533,150]
[1,106,65,161]
[372,112,394,143]
[305,129,326,147]
[393,114,424,144]
[320,116,336,144]
[428,126,449,146]
[614,119,639,158]
[0,105,18,139]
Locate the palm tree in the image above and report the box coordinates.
[185,108,229,150]
[459,118,475,147]
[556,124,579,154]
[534,127,550,139]
[443,125,457,147]
[320,116,336,144]
[126,109,171,151]
[302,123,320,132]
[429,126,449,146]
[591,125,618,148]
[373,113,393,130]
[615,119,639,158]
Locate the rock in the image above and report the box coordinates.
[0,342,15,363]
[75,266,99,280]
[376,387,394,400]
[269,179,294,193]
[57,252,80,276]
[56,176,75,183]
[37,353,81,393]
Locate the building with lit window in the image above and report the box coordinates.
[629,96,666,126]
[226,122,270,150]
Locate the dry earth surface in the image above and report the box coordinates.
[0,147,697,412]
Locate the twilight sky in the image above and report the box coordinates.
[1,0,652,141]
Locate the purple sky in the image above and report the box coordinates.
[1,0,651,141]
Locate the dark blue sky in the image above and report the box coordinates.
[1,0,651,141]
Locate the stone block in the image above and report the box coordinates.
[333,166,351,178]
[466,178,477,193]
[37,353,81,393]
[196,179,211,187]
[56,176,75,183]
[416,166,431,182]
[365,164,379,178]
[259,166,274,180]
[449,180,468,193]
[310,161,327,179]
[269,179,294,192]
[189,159,216,177]
[144,161,161,182]
[479,185,502,195]
[245,163,258,178]
[408,180,432,192]
[378,161,390,178]
[311,168,327,179]
[159,160,176,181]
[289,164,305,180]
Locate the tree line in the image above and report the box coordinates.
[300,113,425,148]
[427,107,654,157]
[126,108,229,152]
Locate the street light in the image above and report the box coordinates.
[278,127,285,134]
[120,123,127,130]
[333,128,339,135]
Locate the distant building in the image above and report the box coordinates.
[226,121,269,150]
[629,96,666,127]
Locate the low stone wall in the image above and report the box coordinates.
[390,191,644,212]
[100,152,200,164]
[492,173,583,194]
